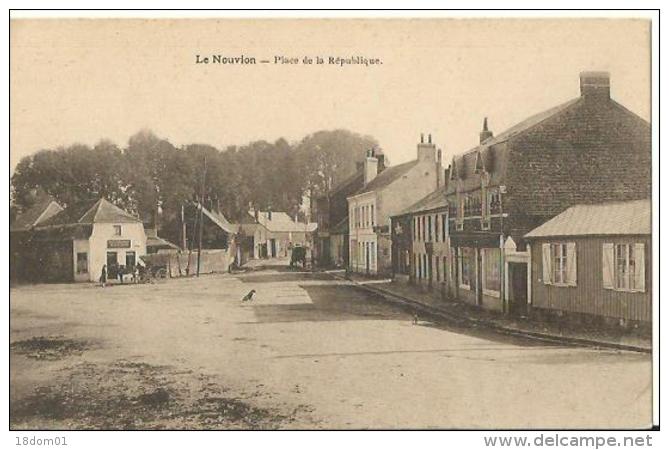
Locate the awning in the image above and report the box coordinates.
[449,232,500,248]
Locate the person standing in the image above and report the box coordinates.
[100,264,107,288]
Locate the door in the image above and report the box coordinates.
[509,262,528,316]
[125,251,136,269]
[270,239,277,258]
[476,248,483,306]
[106,251,118,278]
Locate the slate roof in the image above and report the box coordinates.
[38,198,140,227]
[396,188,449,217]
[446,98,581,195]
[353,160,419,196]
[250,211,317,233]
[11,196,63,231]
[524,199,651,238]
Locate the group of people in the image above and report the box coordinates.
[99,264,149,287]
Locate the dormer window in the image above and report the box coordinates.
[474,151,484,174]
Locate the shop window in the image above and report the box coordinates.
[482,248,501,296]
[458,247,473,289]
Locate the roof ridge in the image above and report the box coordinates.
[457,97,582,158]
[79,198,103,223]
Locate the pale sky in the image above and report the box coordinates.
[10,19,650,171]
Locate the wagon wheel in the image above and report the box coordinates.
[155,268,168,279]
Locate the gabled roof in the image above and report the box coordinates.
[249,210,317,233]
[11,196,63,231]
[524,199,651,238]
[328,170,363,197]
[200,205,239,234]
[396,188,449,217]
[38,198,140,227]
[147,235,180,250]
[353,160,418,196]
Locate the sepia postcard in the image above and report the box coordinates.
[8,14,656,436]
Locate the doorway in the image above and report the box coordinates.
[106,251,118,278]
[125,251,136,269]
[508,262,528,316]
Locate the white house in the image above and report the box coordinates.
[26,198,147,282]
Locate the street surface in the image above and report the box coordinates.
[10,263,652,429]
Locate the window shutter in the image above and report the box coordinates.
[634,243,646,292]
[542,243,552,285]
[602,243,614,289]
[566,242,577,286]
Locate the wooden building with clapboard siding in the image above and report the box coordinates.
[525,200,651,325]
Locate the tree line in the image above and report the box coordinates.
[10,128,379,244]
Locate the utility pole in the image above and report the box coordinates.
[181,204,187,250]
[196,156,207,277]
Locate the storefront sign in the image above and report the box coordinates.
[107,239,131,249]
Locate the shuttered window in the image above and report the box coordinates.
[542,242,577,286]
[603,242,646,292]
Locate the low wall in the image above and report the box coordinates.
[146,248,235,277]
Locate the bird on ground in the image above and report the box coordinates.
[241,289,257,302]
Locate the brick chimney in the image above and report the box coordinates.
[417,133,436,163]
[479,117,493,144]
[580,71,610,99]
[375,149,386,173]
[364,148,379,185]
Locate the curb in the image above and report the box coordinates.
[338,275,651,354]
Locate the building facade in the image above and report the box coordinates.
[312,152,385,268]
[525,200,651,325]
[13,198,147,283]
[241,210,316,259]
[348,136,443,275]
[391,189,450,294]
[442,72,650,313]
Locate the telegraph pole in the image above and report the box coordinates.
[196,156,207,277]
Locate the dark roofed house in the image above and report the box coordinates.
[10,194,63,232]
[312,152,386,268]
[524,200,651,326]
[12,198,147,283]
[436,71,650,315]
